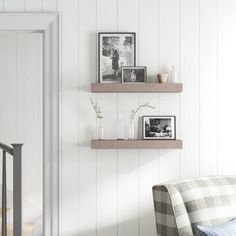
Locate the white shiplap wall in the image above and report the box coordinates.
[1,0,236,235]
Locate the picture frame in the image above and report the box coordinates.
[121,66,147,83]
[142,116,176,140]
[98,32,136,83]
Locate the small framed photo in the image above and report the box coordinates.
[143,116,176,140]
[121,66,147,83]
[98,32,136,83]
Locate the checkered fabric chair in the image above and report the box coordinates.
[152,176,236,236]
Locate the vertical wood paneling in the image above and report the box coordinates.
[139,95,159,236]
[159,0,180,182]
[117,1,140,236]
[24,0,43,212]
[199,0,218,175]
[42,0,57,12]
[218,0,236,174]
[0,34,6,184]
[78,1,97,236]
[96,1,118,236]
[5,33,17,190]
[0,0,3,11]
[180,0,200,178]
[58,0,79,234]
[25,0,42,12]
[17,33,43,208]
[117,94,139,236]
[4,0,25,11]
[139,0,160,236]
[37,33,43,209]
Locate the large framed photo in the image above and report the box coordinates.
[122,66,147,83]
[143,116,176,140]
[98,32,136,83]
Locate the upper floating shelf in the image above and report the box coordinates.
[91,83,183,93]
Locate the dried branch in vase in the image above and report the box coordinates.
[129,102,155,121]
[90,98,103,120]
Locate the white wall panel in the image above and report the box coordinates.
[218,0,236,175]
[117,1,140,236]
[78,1,97,236]
[17,33,43,208]
[25,0,42,12]
[139,0,160,235]
[5,34,17,190]
[4,0,25,11]
[199,0,218,175]
[58,0,79,234]
[0,0,3,11]
[96,1,118,236]
[42,0,57,12]
[159,0,180,182]
[180,0,200,178]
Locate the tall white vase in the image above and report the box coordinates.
[128,120,135,140]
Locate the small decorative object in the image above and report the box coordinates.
[143,116,176,140]
[90,98,104,139]
[117,113,125,140]
[157,73,169,83]
[129,102,155,139]
[98,32,136,83]
[169,65,177,83]
[121,66,147,83]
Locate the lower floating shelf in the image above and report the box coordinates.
[91,139,183,149]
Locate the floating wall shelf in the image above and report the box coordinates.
[91,139,183,149]
[91,83,183,93]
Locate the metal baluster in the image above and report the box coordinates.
[2,150,7,236]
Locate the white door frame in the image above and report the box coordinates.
[0,13,60,236]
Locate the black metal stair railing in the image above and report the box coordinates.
[0,142,23,236]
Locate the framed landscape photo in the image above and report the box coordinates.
[143,116,176,140]
[121,66,147,83]
[98,32,136,83]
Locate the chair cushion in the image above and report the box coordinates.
[173,176,236,235]
[197,217,236,236]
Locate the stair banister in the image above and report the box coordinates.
[0,142,23,236]
[12,144,23,236]
[2,150,7,236]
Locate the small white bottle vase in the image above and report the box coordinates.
[169,65,177,83]
[117,113,125,140]
[128,120,135,140]
[97,119,104,139]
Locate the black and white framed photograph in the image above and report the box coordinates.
[121,66,147,83]
[98,32,136,83]
[143,116,176,140]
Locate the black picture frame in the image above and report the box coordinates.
[98,32,136,83]
[142,116,176,140]
[121,66,147,83]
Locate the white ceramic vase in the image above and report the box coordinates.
[128,120,135,140]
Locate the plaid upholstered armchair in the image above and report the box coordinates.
[152,176,236,236]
